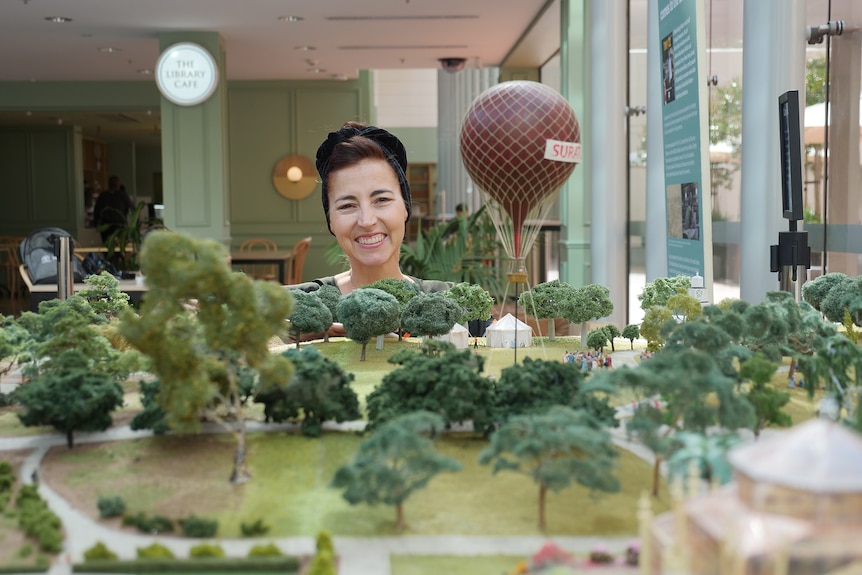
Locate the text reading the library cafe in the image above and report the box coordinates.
[164,62,209,90]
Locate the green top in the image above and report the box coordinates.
[288,276,453,294]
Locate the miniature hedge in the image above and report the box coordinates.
[72,556,300,573]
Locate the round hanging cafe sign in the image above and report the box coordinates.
[155,42,219,106]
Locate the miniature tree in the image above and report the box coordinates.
[366,278,419,341]
[666,290,703,323]
[16,349,124,448]
[400,292,461,340]
[315,284,342,343]
[120,231,295,483]
[820,275,862,326]
[445,282,494,327]
[621,323,640,350]
[287,290,333,348]
[638,275,692,311]
[517,280,577,341]
[330,410,462,532]
[491,357,617,428]
[594,348,755,495]
[130,379,171,434]
[798,332,862,431]
[478,406,620,531]
[366,343,494,434]
[639,306,674,350]
[336,288,401,361]
[586,328,609,353]
[0,315,30,382]
[801,272,850,315]
[602,324,621,352]
[75,271,131,319]
[254,345,360,437]
[666,431,742,484]
[565,284,613,349]
[738,352,791,438]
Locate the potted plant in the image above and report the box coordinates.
[104,201,164,278]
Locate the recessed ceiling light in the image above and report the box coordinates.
[45,16,72,23]
[137,68,154,75]
[307,68,326,74]
[81,33,93,38]
[331,74,348,81]
[294,45,316,51]
[98,47,121,53]
[278,15,303,23]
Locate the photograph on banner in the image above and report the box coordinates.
[662,32,675,105]
[666,182,701,241]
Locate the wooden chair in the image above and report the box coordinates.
[238,238,279,281]
[287,236,312,285]
[0,236,25,305]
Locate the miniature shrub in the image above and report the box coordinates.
[189,543,225,558]
[15,485,40,508]
[136,542,175,559]
[0,461,13,477]
[16,543,32,558]
[84,542,118,562]
[96,495,126,518]
[307,549,336,575]
[179,515,218,538]
[240,518,270,537]
[315,530,334,555]
[35,523,63,553]
[150,514,174,533]
[247,543,283,558]
[588,542,615,564]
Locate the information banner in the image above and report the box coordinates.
[658,0,713,291]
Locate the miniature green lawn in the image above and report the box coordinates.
[42,430,671,538]
[390,554,523,575]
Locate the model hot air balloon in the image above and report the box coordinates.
[460,81,581,264]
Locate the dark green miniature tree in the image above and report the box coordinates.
[602,324,621,352]
[315,284,342,343]
[366,343,494,433]
[120,231,294,483]
[517,280,578,341]
[594,348,754,495]
[492,357,617,428]
[478,406,620,531]
[445,282,494,326]
[75,271,131,318]
[798,332,862,431]
[0,315,30,382]
[16,349,124,448]
[330,411,462,531]
[738,352,791,438]
[254,345,360,437]
[400,292,462,340]
[638,275,692,311]
[287,290,333,348]
[565,284,613,349]
[586,328,609,353]
[130,379,170,434]
[366,278,420,341]
[621,323,640,350]
[336,288,401,361]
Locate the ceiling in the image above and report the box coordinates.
[0,0,557,140]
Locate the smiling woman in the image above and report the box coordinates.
[286,122,452,298]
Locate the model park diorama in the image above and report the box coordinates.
[0,82,862,575]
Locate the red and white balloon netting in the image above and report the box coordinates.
[460,81,580,260]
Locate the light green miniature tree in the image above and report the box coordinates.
[445,282,494,326]
[517,280,577,341]
[639,306,674,350]
[331,411,462,531]
[120,231,295,483]
[479,406,620,531]
[287,290,333,348]
[638,275,692,311]
[336,288,401,361]
[666,290,703,323]
[566,284,613,349]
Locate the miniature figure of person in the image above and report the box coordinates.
[287,122,452,337]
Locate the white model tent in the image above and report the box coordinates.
[430,322,469,349]
[485,313,533,348]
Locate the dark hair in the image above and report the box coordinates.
[316,122,411,234]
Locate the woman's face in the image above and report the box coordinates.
[327,158,408,273]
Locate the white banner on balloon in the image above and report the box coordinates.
[544,140,582,163]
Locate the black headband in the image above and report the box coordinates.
[315,125,412,234]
